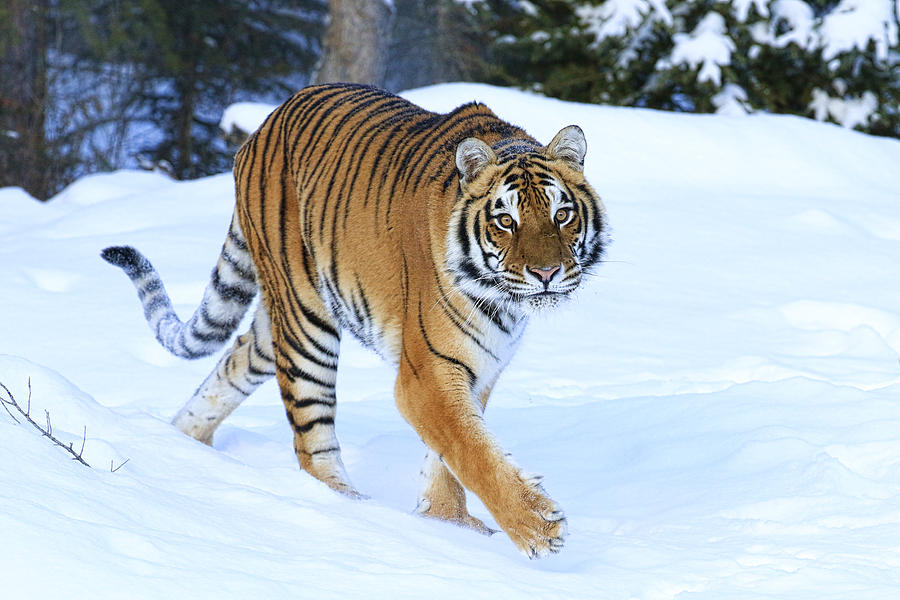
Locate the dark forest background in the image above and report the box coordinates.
[2,0,898,201]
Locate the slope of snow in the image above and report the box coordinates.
[2,83,900,598]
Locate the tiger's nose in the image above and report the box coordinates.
[526,264,561,284]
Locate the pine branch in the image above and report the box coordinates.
[0,379,90,467]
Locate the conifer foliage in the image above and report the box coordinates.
[102,0,325,180]
[0,0,324,198]
[475,0,900,137]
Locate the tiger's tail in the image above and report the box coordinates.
[101,214,257,359]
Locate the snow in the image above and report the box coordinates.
[577,0,672,44]
[770,0,816,49]
[768,0,899,61]
[728,0,771,22]
[809,87,879,130]
[712,83,750,116]
[3,82,900,598]
[219,102,278,136]
[663,13,735,87]
[819,0,899,62]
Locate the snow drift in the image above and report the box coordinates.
[2,83,900,598]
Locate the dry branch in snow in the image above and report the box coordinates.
[1,378,90,467]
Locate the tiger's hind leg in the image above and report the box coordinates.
[172,303,276,444]
[266,291,361,498]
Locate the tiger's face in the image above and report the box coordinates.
[448,126,607,314]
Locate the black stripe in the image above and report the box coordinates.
[228,225,248,251]
[286,394,336,409]
[140,278,163,296]
[287,87,361,174]
[295,295,340,340]
[307,447,340,456]
[455,257,481,282]
[437,295,499,361]
[291,416,335,435]
[354,277,373,326]
[402,342,419,378]
[417,300,476,388]
[283,328,338,370]
[279,291,341,360]
[211,267,255,304]
[247,360,276,377]
[226,377,253,396]
[378,104,478,219]
[221,249,255,282]
[200,304,242,330]
[279,356,335,388]
[252,336,275,363]
[400,255,410,316]
[144,295,170,316]
[456,210,471,257]
[462,291,511,334]
[434,277,479,335]
[191,328,231,343]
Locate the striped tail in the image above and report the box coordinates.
[101,215,257,359]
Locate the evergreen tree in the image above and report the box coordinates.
[1,0,325,197]
[99,0,325,179]
[475,0,900,138]
[0,0,108,200]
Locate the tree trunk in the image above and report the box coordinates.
[0,0,51,200]
[174,78,196,180]
[383,0,485,93]
[312,0,394,87]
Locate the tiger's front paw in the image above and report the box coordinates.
[498,472,567,558]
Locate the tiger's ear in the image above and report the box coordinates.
[456,137,497,182]
[547,125,586,171]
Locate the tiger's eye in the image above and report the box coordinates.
[554,208,571,224]
[496,214,514,229]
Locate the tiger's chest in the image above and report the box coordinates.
[471,316,527,396]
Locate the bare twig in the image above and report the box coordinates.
[0,382,20,423]
[0,378,90,467]
[110,458,130,473]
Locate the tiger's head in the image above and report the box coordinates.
[447,125,607,314]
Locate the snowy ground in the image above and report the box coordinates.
[2,83,900,599]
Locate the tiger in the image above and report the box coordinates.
[102,83,607,558]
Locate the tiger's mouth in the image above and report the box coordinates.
[521,290,567,312]
[499,286,571,312]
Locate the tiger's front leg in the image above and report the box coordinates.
[395,357,566,558]
[415,384,498,535]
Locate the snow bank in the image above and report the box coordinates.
[2,83,900,598]
[219,102,278,135]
